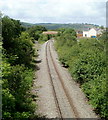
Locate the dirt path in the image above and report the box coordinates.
[35,40,98,119]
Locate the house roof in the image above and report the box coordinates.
[42,31,58,35]
[76,31,83,34]
[83,28,97,32]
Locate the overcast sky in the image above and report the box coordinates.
[0,0,107,26]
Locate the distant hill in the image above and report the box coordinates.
[36,23,99,31]
[21,22,34,27]
[21,22,99,31]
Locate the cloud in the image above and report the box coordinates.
[0,0,107,25]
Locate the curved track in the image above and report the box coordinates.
[46,40,80,119]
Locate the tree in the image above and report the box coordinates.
[2,16,15,49]
[100,26,104,29]
[9,32,35,66]
[27,25,47,40]
[63,28,77,37]
[2,16,22,50]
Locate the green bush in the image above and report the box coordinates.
[6,32,35,67]
[82,73,107,118]
[38,34,51,43]
[71,49,105,84]
[2,60,36,119]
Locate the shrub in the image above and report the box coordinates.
[2,58,36,119]
[7,32,35,66]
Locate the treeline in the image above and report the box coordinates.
[55,28,107,119]
[21,22,100,31]
[1,16,48,119]
[35,23,99,31]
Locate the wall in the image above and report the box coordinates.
[83,28,97,37]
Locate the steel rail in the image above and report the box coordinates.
[46,40,80,119]
[46,41,63,120]
[48,40,80,119]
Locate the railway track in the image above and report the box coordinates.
[45,40,80,119]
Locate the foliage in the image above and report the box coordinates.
[27,25,47,41]
[38,34,51,43]
[2,16,24,50]
[55,29,107,119]
[55,28,77,66]
[7,32,35,66]
[2,60,36,119]
[2,16,40,119]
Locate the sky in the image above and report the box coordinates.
[0,0,107,26]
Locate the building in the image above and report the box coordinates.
[76,31,83,38]
[42,31,58,35]
[83,28,97,38]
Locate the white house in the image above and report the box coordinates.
[83,28,97,38]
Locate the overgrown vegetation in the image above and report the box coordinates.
[1,16,47,119]
[26,25,50,44]
[27,25,47,42]
[38,34,51,43]
[55,28,107,119]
